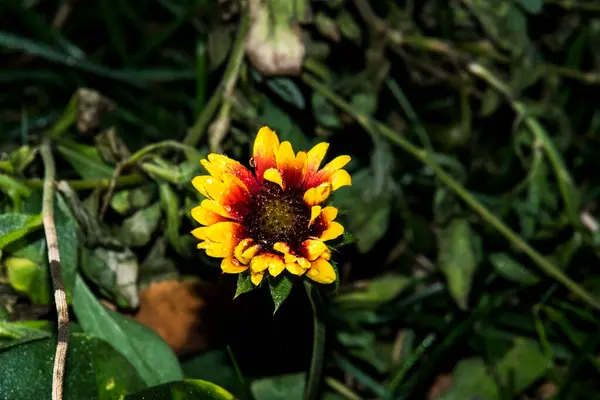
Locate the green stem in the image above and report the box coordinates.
[183,9,250,147]
[302,72,600,310]
[325,377,363,400]
[304,281,326,400]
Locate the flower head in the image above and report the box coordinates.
[191,127,351,286]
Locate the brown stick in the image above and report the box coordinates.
[41,139,70,400]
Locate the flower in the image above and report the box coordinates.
[190,126,352,286]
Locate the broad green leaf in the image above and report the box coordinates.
[182,350,247,399]
[437,219,480,310]
[235,271,255,298]
[497,338,551,395]
[265,78,306,109]
[0,213,43,250]
[0,321,50,350]
[120,202,162,247]
[0,333,146,400]
[57,139,115,179]
[251,373,305,400]
[334,274,411,308]
[4,257,51,304]
[73,275,184,386]
[333,169,392,253]
[55,192,79,302]
[440,358,499,400]
[519,0,544,14]
[268,274,294,313]
[125,380,235,400]
[489,253,540,285]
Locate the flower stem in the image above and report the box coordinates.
[302,72,600,311]
[304,281,326,400]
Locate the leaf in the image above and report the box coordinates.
[489,253,541,285]
[0,213,43,250]
[251,373,305,400]
[125,379,235,400]
[120,202,162,247]
[57,139,115,179]
[4,257,51,304]
[73,275,184,386]
[0,321,50,350]
[496,338,551,395]
[159,182,182,253]
[437,219,480,310]
[312,92,342,128]
[518,0,544,14]
[0,333,146,400]
[234,271,255,299]
[55,192,79,302]
[440,358,499,400]
[268,274,294,314]
[334,274,411,308]
[265,78,306,109]
[260,98,312,150]
[333,169,392,253]
[181,350,247,399]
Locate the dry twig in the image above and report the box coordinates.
[40,139,70,400]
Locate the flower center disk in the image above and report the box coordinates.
[245,182,310,249]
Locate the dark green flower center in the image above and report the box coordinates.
[245,182,310,250]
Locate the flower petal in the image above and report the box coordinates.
[191,205,227,226]
[321,206,338,223]
[192,175,225,199]
[202,154,257,192]
[198,241,232,258]
[303,182,332,206]
[251,270,265,285]
[306,258,336,284]
[201,221,244,243]
[296,257,311,270]
[286,262,306,275]
[320,221,344,241]
[250,253,285,277]
[234,238,261,265]
[200,199,241,220]
[253,126,280,182]
[221,257,248,273]
[268,257,286,277]
[273,242,296,264]
[264,168,284,189]
[302,239,328,261]
[277,141,307,190]
[309,206,321,226]
[191,227,207,240]
[331,169,352,191]
[306,142,329,177]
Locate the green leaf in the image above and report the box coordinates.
[0,333,146,400]
[265,78,306,109]
[518,0,544,14]
[234,271,255,298]
[0,321,51,350]
[268,274,294,313]
[125,380,235,400]
[4,257,51,304]
[312,92,342,128]
[437,219,480,310]
[496,338,551,395]
[440,358,499,400]
[181,350,247,399]
[333,169,392,253]
[57,139,115,179]
[55,192,79,302]
[251,373,305,400]
[159,182,182,253]
[260,98,312,150]
[334,274,411,308]
[73,275,184,386]
[0,213,43,250]
[489,253,541,286]
[120,202,162,247]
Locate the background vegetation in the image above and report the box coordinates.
[2,0,600,399]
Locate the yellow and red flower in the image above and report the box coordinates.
[190,127,352,286]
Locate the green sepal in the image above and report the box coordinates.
[234,271,255,299]
[268,274,294,314]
